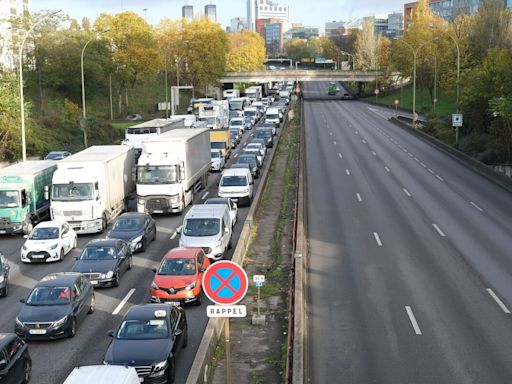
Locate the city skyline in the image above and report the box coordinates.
[33,0,407,29]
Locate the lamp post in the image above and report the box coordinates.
[18,10,61,161]
[340,50,354,70]
[399,40,426,126]
[81,28,110,149]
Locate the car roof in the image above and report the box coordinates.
[117,212,147,220]
[221,168,251,177]
[123,304,175,321]
[38,272,82,287]
[231,163,250,169]
[85,238,123,247]
[186,204,228,218]
[0,333,18,348]
[163,247,201,259]
[205,197,231,205]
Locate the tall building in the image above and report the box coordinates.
[283,26,319,42]
[205,4,217,23]
[325,20,346,38]
[247,0,256,31]
[230,17,247,32]
[387,11,404,37]
[255,0,290,29]
[0,0,31,70]
[182,5,193,20]
[265,22,283,56]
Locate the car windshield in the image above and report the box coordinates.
[0,190,19,208]
[158,257,196,276]
[29,227,59,240]
[183,218,220,237]
[229,99,244,110]
[267,114,279,119]
[136,165,178,184]
[211,151,220,159]
[211,142,226,150]
[116,319,169,340]
[26,286,72,305]
[247,144,261,150]
[199,116,216,125]
[80,246,118,260]
[221,176,247,187]
[45,152,66,159]
[113,218,144,231]
[238,157,256,166]
[230,120,243,126]
[52,183,93,201]
[244,110,257,117]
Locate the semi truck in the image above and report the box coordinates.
[209,129,231,160]
[136,128,211,214]
[50,146,135,234]
[198,100,229,129]
[0,161,57,235]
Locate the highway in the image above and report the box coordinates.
[304,81,512,383]
[0,122,276,383]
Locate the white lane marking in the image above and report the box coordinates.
[402,149,408,153]
[427,168,435,174]
[436,175,444,182]
[398,145,403,149]
[373,232,383,247]
[405,306,423,335]
[414,157,420,162]
[112,288,136,315]
[470,202,484,212]
[201,191,209,200]
[333,141,337,145]
[338,153,343,159]
[356,193,362,202]
[384,166,391,173]
[362,139,367,144]
[234,153,239,158]
[355,131,359,135]
[432,224,446,237]
[487,288,511,314]
[170,229,178,240]
[371,151,377,156]
[329,132,333,136]
[346,169,351,175]
[367,107,388,119]
[402,188,411,197]
[420,162,427,168]
[408,153,414,158]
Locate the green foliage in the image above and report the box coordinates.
[225,31,266,72]
[283,38,311,62]
[0,72,25,161]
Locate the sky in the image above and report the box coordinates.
[32,0,407,29]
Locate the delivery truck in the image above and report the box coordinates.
[209,129,231,160]
[50,146,135,234]
[223,89,240,99]
[0,160,57,235]
[198,100,229,129]
[136,128,211,214]
[63,365,139,384]
[245,85,262,102]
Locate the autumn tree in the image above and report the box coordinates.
[225,31,266,72]
[283,38,312,62]
[354,18,378,70]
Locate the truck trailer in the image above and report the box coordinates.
[50,146,135,234]
[136,128,211,214]
[0,161,57,235]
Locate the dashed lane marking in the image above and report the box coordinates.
[112,289,136,316]
[406,306,423,335]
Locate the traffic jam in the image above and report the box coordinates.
[0,81,294,383]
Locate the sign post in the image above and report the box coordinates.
[253,275,265,316]
[394,99,399,116]
[374,88,380,102]
[452,113,463,146]
[203,261,248,384]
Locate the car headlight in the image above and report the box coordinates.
[131,236,142,244]
[52,315,68,328]
[185,282,196,290]
[15,317,24,327]
[102,271,114,279]
[152,359,168,374]
[242,188,250,194]
[151,281,159,290]
[49,244,58,250]
[22,245,28,251]
[0,275,4,284]
[137,199,145,205]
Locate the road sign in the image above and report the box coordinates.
[452,113,463,127]
[253,275,265,283]
[202,260,248,305]
[374,88,380,95]
[394,99,400,105]
[206,305,247,318]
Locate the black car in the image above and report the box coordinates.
[253,129,273,148]
[0,252,10,297]
[15,273,95,340]
[71,239,132,288]
[0,333,31,383]
[236,154,260,179]
[107,212,157,253]
[104,304,187,384]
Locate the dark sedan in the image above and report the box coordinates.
[71,239,132,288]
[0,252,10,297]
[0,333,31,383]
[104,304,187,384]
[107,212,156,253]
[253,129,274,148]
[236,154,260,179]
[15,272,95,340]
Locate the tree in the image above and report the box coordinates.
[283,38,312,62]
[94,12,160,114]
[225,31,266,72]
[489,96,512,162]
[354,18,379,70]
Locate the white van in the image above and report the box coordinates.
[179,204,232,261]
[265,107,282,126]
[218,168,254,206]
[63,365,139,384]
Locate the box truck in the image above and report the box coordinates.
[223,89,240,99]
[245,85,262,102]
[198,100,229,129]
[0,161,57,235]
[50,146,135,234]
[136,128,211,214]
[209,129,232,160]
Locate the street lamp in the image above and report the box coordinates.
[340,51,355,70]
[399,40,426,126]
[81,28,110,149]
[18,10,61,161]
[431,26,460,109]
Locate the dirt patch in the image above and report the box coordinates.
[211,102,300,384]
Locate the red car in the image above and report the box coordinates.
[150,247,210,306]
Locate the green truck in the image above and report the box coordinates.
[328,82,337,96]
[0,160,57,235]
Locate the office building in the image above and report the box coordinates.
[325,20,346,38]
[205,4,217,23]
[0,0,31,70]
[182,5,193,20]
[387,11,404,37]
[255,0,290,28]
[230,17,247,32]
[265,22,283,55]
[283,26,319,42]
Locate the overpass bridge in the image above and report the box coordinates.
[220,70,386,84]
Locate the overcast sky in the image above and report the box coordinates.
[33,0,406,29]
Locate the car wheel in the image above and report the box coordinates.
[141,239,147,252]
[128,256,133,270]
[228,240,232,250]
[195,290,202,307]
[113,271,120,287]
[166,356,176,383]
[88,294,96,314]
[152,230,156,242]
[182,325,188,348]
[21,358,31,384]
[0,283,7,297]
[101,214,107,233]
[68,317,77,338]
[59,248,64,261]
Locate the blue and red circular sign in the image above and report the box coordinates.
[202,261,248,305]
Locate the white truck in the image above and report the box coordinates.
[50,146,135,234]
[63,365,139,384]
[198,100,229,129]
[245,85,262,102]
[136,128,211,214]
[223,89,240,99]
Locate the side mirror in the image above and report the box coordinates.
[20,298,26,304]
[199,268,205,273]
[152,268,157,273]
[174,329,183,337]
[224,227,230,234]
[107,330,114,337]
[23,235,28,239]
[176,226,182,234]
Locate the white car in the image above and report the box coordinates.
[21,220,77,263]
[246,142,266,159]
[210,149,225,172]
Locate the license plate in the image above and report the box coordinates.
[32,255,45,259]
[0,230,5,234]
[168,301,180,306]
[90,281,98,285]
[29,329,47,335]
[153,210,163,213]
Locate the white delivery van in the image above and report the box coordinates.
[218,168,254,206]
[265,107,282,127]
[179,204,232,261]
[63,365,139,384]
